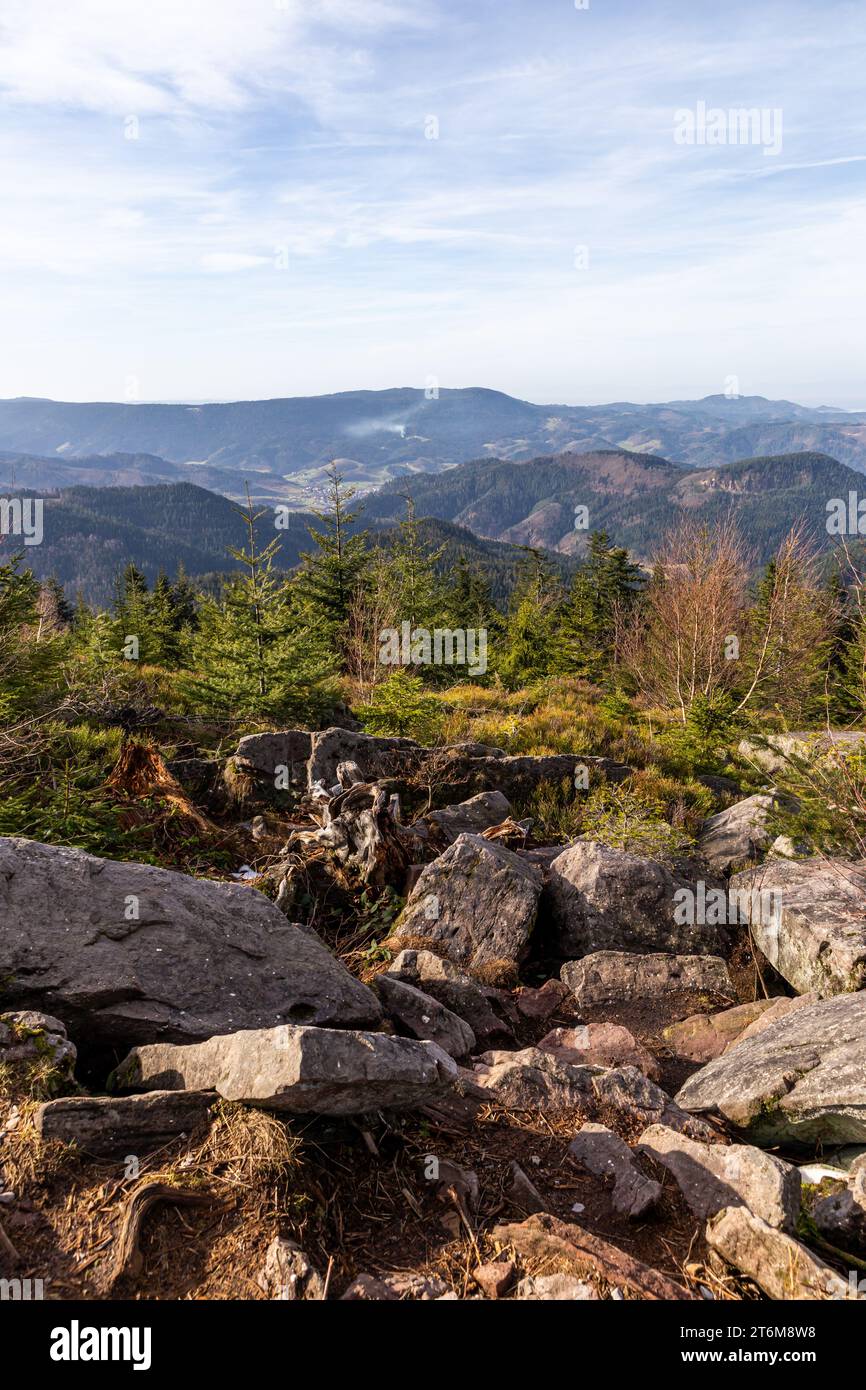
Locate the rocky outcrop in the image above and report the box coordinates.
[661,999,779,1062]
[0,835,381,1048]
[561,950,735,1008]
[374,975,476,1058]
[113,1023,457,1116]
[706,1206,862,1300]
[638,1124,800,1231]
[697,794,774,873]
[728,858,866,997]
[738,730,866,775]
[675,990,866,1145]
[569,1123,661,1219]
[307,728,425,791]
[546,841,724,958]
[392,834,543,969]
[34,1092,215,1156]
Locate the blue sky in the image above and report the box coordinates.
[0,0,864,406]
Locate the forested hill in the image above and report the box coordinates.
[15,481,577,607]
[364,449,862,565]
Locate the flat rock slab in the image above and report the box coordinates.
[35,1091,215,1156]
[393,833,543,969]
[0,835,381,1048]
[538,1023,660,1080]
[675,990,866,1146]
[561,951,735,1008]
[662,999,778,1062]
[728,858,866,997]
[698,794,774,873]
[494,1213,693,1301]
[546,841,723,958]
[374,975,475,1058]
[417,791,512,846]
[638,1124,800,1231]
[113,1024,457,1116]
[569,1123,661,1219]
[706,1205,862,1300]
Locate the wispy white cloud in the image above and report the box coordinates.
[0,0,864,404]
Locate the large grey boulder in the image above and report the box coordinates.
[697,794,774,873]
[728,858,866,997]
[0,836,381,1048]
[706,1205,862,1300]
[383,949,511,1044]
[374,975,475,1058]
[675,990,866,1145]
[393,834,543,969]
[546,842,723,958]
[561,950,735,1008]
[638,1124,800,1231]
[307,728,423,791]
[234,730,312,786]
[34,1091,214,1155]
[113,1024,457,1116]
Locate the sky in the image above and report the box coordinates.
[0,0,864,407]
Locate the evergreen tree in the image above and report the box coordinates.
[387,496,445,629]
[187,488,336,720]
[557,531,642,682]
[296,462,369,642]
[448,556,498,632]
[148,571,183,667]
[111,563,153,662]
[499,550,563,689]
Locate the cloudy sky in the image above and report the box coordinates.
[0,0,863,406]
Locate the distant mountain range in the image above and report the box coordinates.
[363,448,863,567]
[1,389,865,504]
[12,446,863,606]
[12,481,575,607]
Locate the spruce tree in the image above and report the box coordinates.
[187,488,336,720]
[296,462,369,645]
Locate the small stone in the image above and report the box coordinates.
[257,1237,324,1300]
[516,980,570,1020]
[639,1124,801,1231]
[505,1161,546,1214]
[515,1274,598,1300]
[472,1261,516,1298]
[569,1123,661,1219]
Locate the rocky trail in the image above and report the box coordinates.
[1,727,865,1302]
